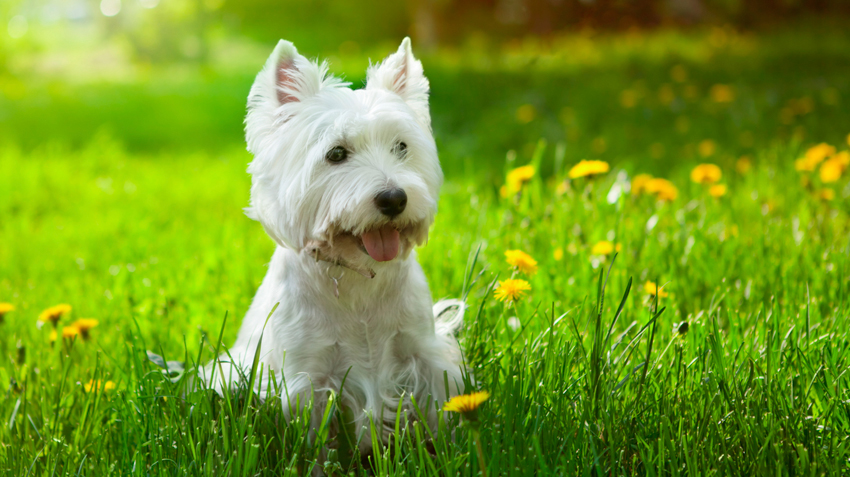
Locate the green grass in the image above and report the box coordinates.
[2,24,850,476]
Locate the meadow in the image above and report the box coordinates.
[2,23,850,475]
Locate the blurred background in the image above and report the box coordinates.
[2,0,850,179]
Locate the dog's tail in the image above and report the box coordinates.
[433,299,465,337]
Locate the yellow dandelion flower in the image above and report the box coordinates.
[820,159,843,183]
[643,281,669,298]
[698,140,716,158]
[794,157,812,172]
[0,303,14,322]
[591,241,615,255]
[736,156,752,174]
[505,250,538,276]
[833,151,850,167]
[690,164,722,184]
[516,104,536,124]
[494,279,531,304]
[710,84,734,103]
[631,174,653,195]
[49,329,57,342]
[443,391,490,416]
[569,160,610,179]
[709,184,727,198]
[84,379,116,393]
[62,326,80,339]
[38,304,72,327]
[817,189,835,201]
[796,143,836,171]
[807,143,836,162]
[553,248,564,261]
[72,319,99,340]
[505,165,535,194]
[645,178,678,201]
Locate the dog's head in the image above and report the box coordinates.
[244,38,441,267]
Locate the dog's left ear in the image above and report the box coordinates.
[366,37,430,124]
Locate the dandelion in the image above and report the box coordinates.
[690,164,722,184]
[820,159,842,183]
[568,160,610,179]
[709,184,727,198]
[643,281,669,298]
[645,178,678,201]
[84,379,116,392]
[49,329,58,343]
[72,319,99,340]
[504,165,535,195]
[494,279,531,304]
[443,391,490,476]
[631,174,653,195]
[591,241,620,255]
[736,156,752,174]
[710,84,734,103]
[820,152,849,183]
[0,303,14,323]
[796,143,836,171]
[504,250,538,276]
[62,326,80,339]
[553,248,564,261]
[443,391,490,417]
[38,304,72,327]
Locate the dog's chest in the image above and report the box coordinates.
[342,319,415,365]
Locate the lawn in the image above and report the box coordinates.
[2,24,850,475]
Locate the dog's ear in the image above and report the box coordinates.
[246,40,333,156]
[251,40,324,106]
[249,40,325,110]
[366,37,430,122]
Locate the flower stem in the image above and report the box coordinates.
[471,426,488,477]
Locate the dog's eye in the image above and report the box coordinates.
[394,142,407,157]
[326,146,348,164]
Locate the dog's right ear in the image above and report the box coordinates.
[246,40,333,157]
[248,40,325,111]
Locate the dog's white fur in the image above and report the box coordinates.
[202,38,465,450]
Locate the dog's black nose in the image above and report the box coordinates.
[375,188,407,218]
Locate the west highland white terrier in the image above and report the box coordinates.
[202,37,466,453]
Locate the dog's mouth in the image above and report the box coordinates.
[359,224,400,262]
[304,221,425,278]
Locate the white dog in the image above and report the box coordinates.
[202,37,466,453]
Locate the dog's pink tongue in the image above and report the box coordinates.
[361,225,400,262]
